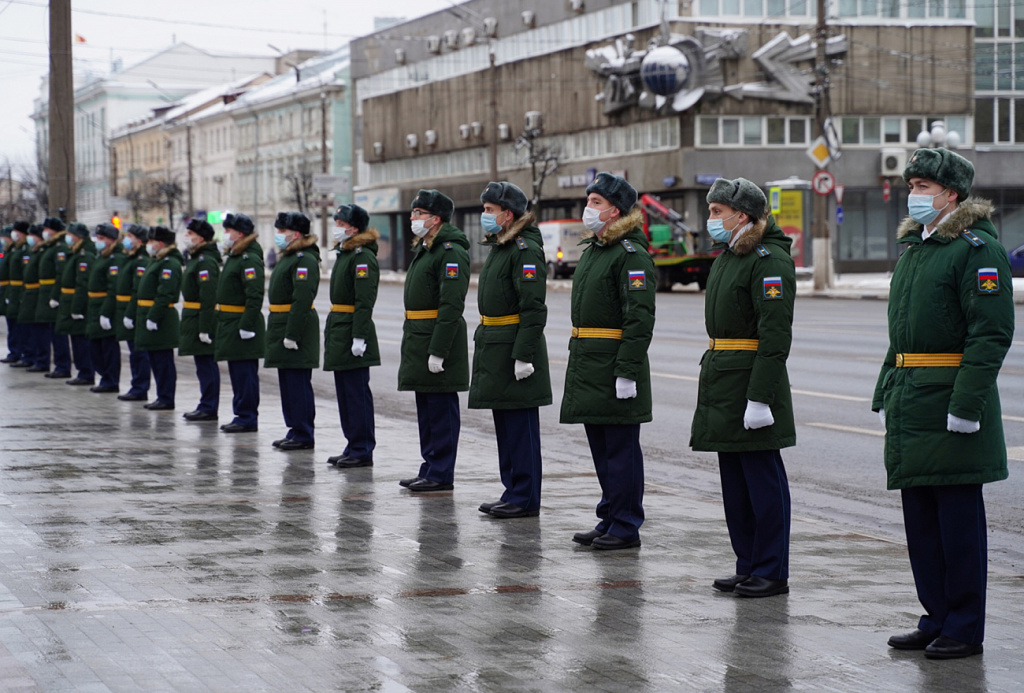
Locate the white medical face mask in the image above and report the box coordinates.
[411,219,429,238]
[582,207,606,233]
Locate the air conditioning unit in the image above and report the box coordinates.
[521,10,536,28]
[483,17,498,38]
[498,123,511,141]
[406,133,419,150]
[570,0,585,13]
[881,148,906,177]
[525,111,543,132]
[471,121,483,138]
[459,124,471,140]
[426,36,441,54]
[424,129,438,146]
[394,48,407,65]
[372,141,384,156]
[460,27,477,47]
[444,30,460,50]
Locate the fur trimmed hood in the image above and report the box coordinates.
[99,234,124,258]
[229,233,259,257]
[729,215,770,256]
[281,232,318,256]
[896,197,996,242]
[154,243,178,261]
[338,228,380,252]
[484,211,537,246]
[582,207,645,246]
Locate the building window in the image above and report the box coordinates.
[839,115,970,146]
[697,116,812,147]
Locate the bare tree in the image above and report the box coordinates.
[151,180,185,228]
[514,125,560,211]
[283,165,313,215]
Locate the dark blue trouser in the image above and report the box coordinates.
[126,340,151,396]
[493,407,542,510]
[902,484,987,644]
[4,314,17,359]
[147,348,176,405]
[193,354,220,415]
[718,449,791,581]
[89,336,121,388]
[333,367,375,461]
[415,391,460,484]
[51,326,70,373]
[584,423,644,541]
[227,359,259,427]
[278,368,314,443]
[69,334,93,381]
[31,323,50,369]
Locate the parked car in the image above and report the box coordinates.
[1010,242,1024,277]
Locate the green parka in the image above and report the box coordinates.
[17,240,45,324]
[689,216,797,452]
[85,240,125,339]
[5,240,28,320]
[56,237,96,336]
[115,245,150,341]
[0,240,11,317]
[872,198,1014,490]
[324,228,381,371]
[397,223,471,393]
[178,242,222,357]
[559,208,656,425]
[468,212,552,409]
[264,234,321,369]
[35,235,70,324]
[134,245,183,351]
[215,234,266,362]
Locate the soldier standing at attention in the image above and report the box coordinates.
[56,223,96,386]
[115,224,152,402]
[135,225,183,411]
[266,212,320,451]
[397,190,471,493]
[37,217,72,379]
[470,182,551,519]
[324,204,380,468]
[562,173,655,550]
[0,225,10,360]
[85,222,124,393]
[216,213,265,434]
[4,221,30,366]
[179,218,222,422]
[18,224,48,372]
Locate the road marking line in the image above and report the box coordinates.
[1007,446,1024,461]
[651,371,698,382]
[807,422,885,437]
[1002,415,1024,423]
[792,389,870,402]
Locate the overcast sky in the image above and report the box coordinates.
[0,0,455,171]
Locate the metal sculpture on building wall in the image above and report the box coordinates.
[586,26,847,116]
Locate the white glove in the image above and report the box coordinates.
[99,315,111,331]
[146,320,158,332]
[71,313,84,320]
[615,377,637,399]
[283,338,299,350]
[123,317,134,329]
[351,337,367,357]
[878,409,885,427]
[49,299,60,309]
[199,332,212,345]
[428,355,445,373]
[239,329,256,340]
[514,359,535,381]
[743,400,774,430]
[947,413,980,434]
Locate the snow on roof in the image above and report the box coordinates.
[228,44,350,112]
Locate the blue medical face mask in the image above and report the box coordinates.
[480,212,502,234]
[706,211,739,243]
[274,232,288,249]
[907,190,950,225]
[94,237,107,251]
[26,236,37,248]
[122,236,134,250]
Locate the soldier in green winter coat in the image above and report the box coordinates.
[115,224,152,401]
[85,222,124,392]
[470,182,552,518]
[215,213,264,434]
[265,212,320,450]
[397,190,470,492]
[874,149,1013,660]
[4,221,30,365]
[0,225,11,325]
[17,224,47,371]
[35,217,72,378]
[56,223,96,385]
[135,225,183,410]
[562,173,655,550]
[324,204,380,468]
[690,178,796,599]
[178,218,222,422]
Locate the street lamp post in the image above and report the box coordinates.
[916,120,961,150]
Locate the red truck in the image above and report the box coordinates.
[639,193,718,291]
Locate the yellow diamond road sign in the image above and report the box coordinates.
[806,136,832,169]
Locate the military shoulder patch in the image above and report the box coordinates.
[136,266,145,276]
[755,244,771,257]
[445,262,460,279]
[522,263,537,281]
[628,269,647,291]
[79,262,88,272]
[961,230,986,247]
[355,263,368,279]
[621,239,636,253]
[161,268,173,280]
[977,267,1000,294]
[244,267,256,281]
[58,252,66,261]
[516,237,528,251]
[355,246,363,254]
[109,266,118,276]
[443,241,453,250]
[763,276,783,300]
[296,251,304,258]
[198,269,210,282]
[296,267,309,281]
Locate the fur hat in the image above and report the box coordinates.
[585,172,638,215]
[12,221,30,234]
[186,217,215,241]
[334,204,369,232]
[43,216,66,232]
[28,224,44,237]
[125,223,149,241]
[411,189,455,223]
[274,212,290,229]
[903,148,974,201]
[94,222,119,240]
[65,222,88,239]
[224,213,255,235]
[287,212,311,235]
[0,225,11,238]
[480,181,529,217]
[149,225,175,245]
[706,177,768,220]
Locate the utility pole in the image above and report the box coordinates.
[812,0,832,291]
[48,0,76,219]
[488,50,499,185]
[186,122,194,216]
[320,90,329,247]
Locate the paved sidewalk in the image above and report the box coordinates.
[0,353,1021,692]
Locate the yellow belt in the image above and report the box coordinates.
[183,301,202,310]
[137,299,175,308]
[61,288,75,295]
[896,353,963,368]
[331,304,355,313]
[0,281,7,287]
[481,314,520,326]
[116,295,131,302]
[572,327,623,340]
[25,283,40,290]
[269,303,315,313]
[40,279,56,285]
[216,304,245,313]
[9,280,23,286]
[709,338,760,351]
[406,309,439,320]
[88,291,107,298]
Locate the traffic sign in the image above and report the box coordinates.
[836,205,844,224]
[312,174,351,195]
[882,180,892,202]
[834,184,845,205]
[769,186,781,214]
[812,170,835,196]
[806,135,832,168]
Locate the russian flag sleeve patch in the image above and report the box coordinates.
[445,263,459,279]
[763,276,783,300]
[977,267,1000,294]
[628,269,647,291]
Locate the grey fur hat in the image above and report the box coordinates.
[585,172,638,215]
[411,189,455,223]
[480,181,529,217]
[706,177,768,220]
[903,148,974,200]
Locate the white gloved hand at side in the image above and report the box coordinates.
[351,337,367,357]
[615,377,637,399]
[146,320,158,331]
[283,338,299,350]
[239,329,256,340]
[71,313,84,320]
[428,355,445,373]
[878,409,885,427]
[743,400,774,430]
[514,360,535,381]
[947,413,980,434]
[99,315,111,331]
[49,299,60,309]
[199,332,212,345]
[123,317,134,329]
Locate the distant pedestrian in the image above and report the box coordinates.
[115,224,152,402]
[85,222,124,393]
[179,218,222,422]
[135,225,183,410]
